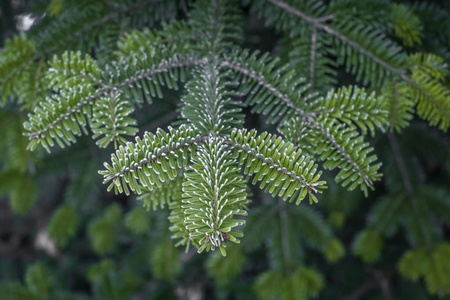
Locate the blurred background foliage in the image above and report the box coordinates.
[0,0,449,299]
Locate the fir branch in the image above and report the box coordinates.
[309,27,317,95]
[219,53,383,193]
[225,129,326,204]
[278,199,293,274]
[223,136,315,188]
[219,58,307,116]
[262,0,450,126]
[26,55,206,145]
[307,117,381,195]
[99,125,203,195]
[181,62,244,135]
[387,132,432,249]
[100,126,326,204]
[40,0,171,56]
[263,0,405,76]
[181,140,248,255]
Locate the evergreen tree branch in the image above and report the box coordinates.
[262,0,450,129]
[220,53,383,193]
[219,58,307,117]
[263,0,405,76]
[340,268,394,300]
[38,0,179,56]
[181,140,248,255]
[25,55,206,149]
[278,199,293,275]
[100,125,203,195]
[181,62,244,135]
[386,133,413,196]
[224,129,326,204]
[309,27,317,95]
[307,117,381,195]
[387,132,432,249]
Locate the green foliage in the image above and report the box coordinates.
[407,53,450,132]
[206,244,245,286]
[88,259,143,300]
[0,35,36,104]
[254,267,324,300]
[180,140,248,254]
[331,16,406,87]
[222,49,311,124]
[323,238,345,263]
[10,175,37,214]
[150,238,182,281]
[398,248,428,282]
[47,204,79,247]
[399,243,450,297]
[91,91,138,148]
[124,206,150,235]
[1,0,449,299]
[309,86,388,136]
[306,116,382,196]
[425,243,450,297]
[88,204,122,255]
[229,129,326,204]
[138,174,183,210]
[25,262,53,298]
[285,31,337,94]
[87,260,116,283]
[294,267,324,298]
[383,79,415,132]
[181,62,244,135]
[100,125,200,195]
[352,229,383,263]
[0,282,35,300]
[253,269,283,300]
[391,3,423,47]
[280,86,387,195]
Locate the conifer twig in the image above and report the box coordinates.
[278,198,293,274]
[309,27,317,95]
[263,0,405,76]
[387,132,432,248]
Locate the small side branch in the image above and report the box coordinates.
[387,132,412,195]
[340,268,394,300]
[263,0,405,76]
[278,198,293,274]
[29,56,206,140]
[309,27,317,95]
[387,132,432,248]
[309,118,373,187]
[219,59,307,116]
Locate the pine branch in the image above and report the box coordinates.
[287,30,337,94]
